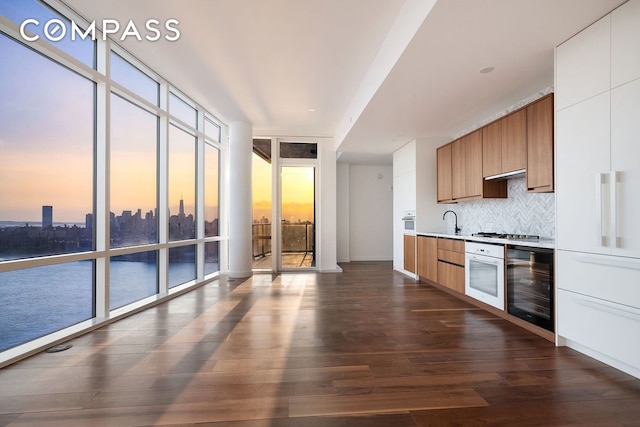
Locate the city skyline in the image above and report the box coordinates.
[0,200,217,227]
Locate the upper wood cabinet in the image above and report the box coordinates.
[436,144,453,203]
[437,94,553,203]
[482,109,526,177]
[482,120,502,177]
[451,137,467,199]
[438,129,507,203]
[464,130,484,198]
[453,130,483,199]
[502,109,527,173]
[527,94,554,192]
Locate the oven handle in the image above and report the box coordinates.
[466,253,503,265]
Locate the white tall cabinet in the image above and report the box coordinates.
[556,0,640,378]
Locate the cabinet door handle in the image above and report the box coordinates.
[610,170,619,249]
[574,253,640,271]
[576,295,640,322]
[596,172,607,247]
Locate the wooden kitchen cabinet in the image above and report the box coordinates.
[451,130,506,200]
[527,94,554,192]
[437,262,465,294]
[417,236,438,283]
[482,109,527,178]
[502,108,527,173]
[452,131,480,199]
[404,234,416,274]
[436,238,465,293]
[436,144,453,202]
[464,130,484,198]
[451,137,467,199]
[482,120,502,177]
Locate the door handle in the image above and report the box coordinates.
[610,170,619,248]
[596,172,607,247]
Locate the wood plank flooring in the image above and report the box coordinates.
[1,261,640,426]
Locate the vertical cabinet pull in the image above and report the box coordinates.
[596,172,606,247]
[610,170,619,249]
[596,171,621,249]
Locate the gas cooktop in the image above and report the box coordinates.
[472,232,540,240]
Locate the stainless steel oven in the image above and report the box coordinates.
[465,242,505,310]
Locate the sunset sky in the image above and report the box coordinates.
[252,154,315,224]
[0,23,312,227]
[0,30,217,225]
[280,166,315,223]
[0,32,94,223]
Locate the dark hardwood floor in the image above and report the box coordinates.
[1,261,640,426]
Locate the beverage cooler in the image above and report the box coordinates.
[506,246,554,332]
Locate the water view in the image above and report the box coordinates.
[0,258,215,352]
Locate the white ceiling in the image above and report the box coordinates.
[63,0,626,164]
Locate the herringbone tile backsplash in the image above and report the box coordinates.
[445,177,555,238]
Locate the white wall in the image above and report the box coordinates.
[336,163,350,262]
[348,165,394,261]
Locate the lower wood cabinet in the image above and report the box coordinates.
[404,235,416,274]
[417,236,437,282]
[435,238,465,293]
[437,261,465,293]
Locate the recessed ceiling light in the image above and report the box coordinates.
[480,66,495,74]
[308,108,317,112]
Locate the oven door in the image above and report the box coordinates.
[401,216,415,231]
[465,253,505,310]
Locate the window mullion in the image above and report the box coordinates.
[94,37,109,318]
[158,81,169,296]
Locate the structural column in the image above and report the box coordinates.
[228,121,253,278]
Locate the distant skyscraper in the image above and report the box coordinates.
[179,198,185,217]
[42,205,53,228]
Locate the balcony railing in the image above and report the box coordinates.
[252,222,314,262]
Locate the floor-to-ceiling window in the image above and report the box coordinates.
[0,25,95,352]
[0,0,226,362]
[204,119,221,276]
[109,92,159,309]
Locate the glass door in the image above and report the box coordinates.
[280,166,316,270]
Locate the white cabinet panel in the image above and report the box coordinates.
[556,15,610,110]
[393,141,416,177]
[558,289,640,375]
[611,79,640,258]
[612,0,640,88]
[557,250,640,308]
[556,93,611,254]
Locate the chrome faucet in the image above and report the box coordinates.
[443,210,461,235]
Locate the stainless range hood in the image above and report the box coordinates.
[484,168,526,181]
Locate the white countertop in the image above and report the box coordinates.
[416,231,555,249]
